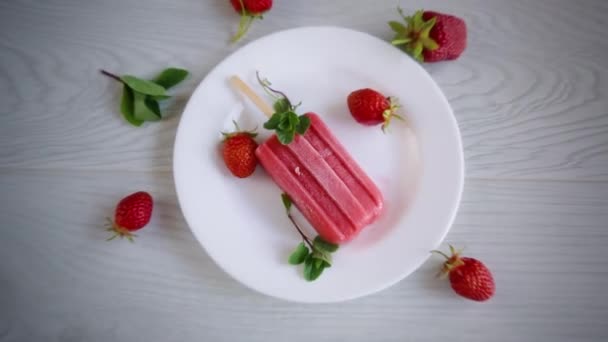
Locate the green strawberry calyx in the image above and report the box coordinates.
[381,96,405,133]
[388,8,439,62]
[105,218,137,242]
[221,120,258,141]
[431,244,466,278]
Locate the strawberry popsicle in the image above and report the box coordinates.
[256,112,384,244]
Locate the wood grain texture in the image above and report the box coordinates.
[1,0,608,341]
[1,170,607,341]
[0,0,607,179]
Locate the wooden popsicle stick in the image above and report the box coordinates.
[229,75,274,118]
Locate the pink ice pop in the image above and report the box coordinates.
[256,112,384,244]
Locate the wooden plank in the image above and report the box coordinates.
[0,0,606,180]
[0,170,606,341]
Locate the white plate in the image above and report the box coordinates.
[173,26,464,303]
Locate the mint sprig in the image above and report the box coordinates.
[256,72,310,144]
[101,68,189,126]
[282,193,340,281]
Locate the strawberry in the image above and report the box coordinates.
[106,191,153,242]
[433,245,495,302]
[221,122,258,178]
[389,8,467,62]
[347,88,402,131]
[230,0,273,43]
[230,0,272,14]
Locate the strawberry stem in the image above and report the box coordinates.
[231,15,254,43]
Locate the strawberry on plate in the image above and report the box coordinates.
[389,8,467,62]
[347,88,402,132]
[221,122,259,178]
[230,0,273,43]
[433,245,495,302]
[106,191,153,242]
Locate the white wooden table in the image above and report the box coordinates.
[1,0,607,341]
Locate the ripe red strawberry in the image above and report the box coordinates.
[347,88,402,131]
[106,191,153,242]
[433,245,495,301]
[230,0,272,14]
[229,0,273,43]
[221,123,258,178]
[389,8,467,62]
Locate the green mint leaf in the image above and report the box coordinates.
[311,249,332,267]
[120,85,143,127]
[133,92,162,121]
[295,115,311,135]
[288,242,309,265]
[308,258,326,281]
[145,96,163,117]
[276,129,295,145]
[152,68,189,89]
[120,75,166,96]
[150,94,171,101]
[281,193,292,212]
[263,113,283,130]
[303,254,314,281]
[286,112,299,130]
[388,21,406,33]
[273,98,291,113]
[313,236,339,253]
[278,117,291,131]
